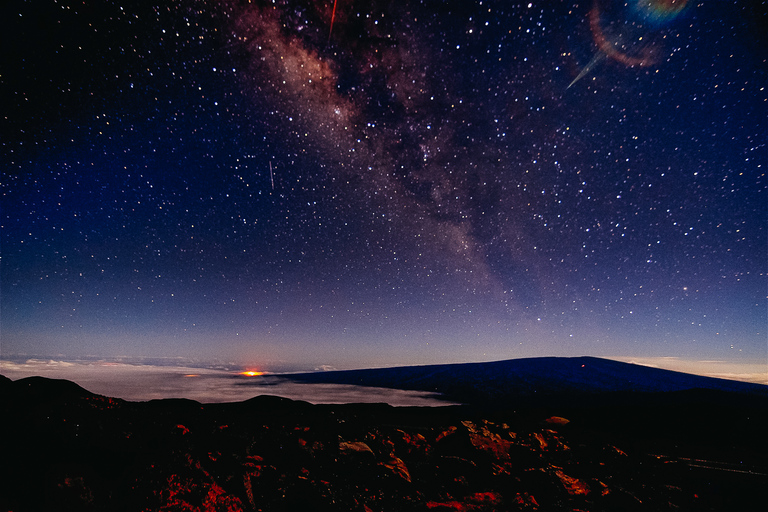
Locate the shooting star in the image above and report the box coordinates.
[567,52,606,89]
[269,161,275,190]
[328,0,338,43]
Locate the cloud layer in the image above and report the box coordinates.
[0,358,455,405]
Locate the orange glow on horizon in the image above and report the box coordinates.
[240,370,265,377]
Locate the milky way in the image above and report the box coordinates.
[1,0,765,372]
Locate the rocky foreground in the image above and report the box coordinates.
[1,374,766,511]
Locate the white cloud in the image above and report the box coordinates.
[612,356,768,385]
[0,359,454,406]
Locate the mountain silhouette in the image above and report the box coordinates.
[286,356,767,408]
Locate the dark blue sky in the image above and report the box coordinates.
[2,0,765,372]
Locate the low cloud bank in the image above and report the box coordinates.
[613,356,768,385]
[0,358,454,406]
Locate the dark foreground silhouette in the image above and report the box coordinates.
[2,357,766,511]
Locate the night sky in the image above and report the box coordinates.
[2,0,766,375]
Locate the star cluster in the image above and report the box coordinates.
[1,0,765,370]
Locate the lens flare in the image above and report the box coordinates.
[568,0,689,89]
[632,0,688,27]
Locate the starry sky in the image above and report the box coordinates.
[2,0,766,375]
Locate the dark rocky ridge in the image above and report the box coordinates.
[1,357,767,511]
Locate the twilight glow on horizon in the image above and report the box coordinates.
[1,0,765,380]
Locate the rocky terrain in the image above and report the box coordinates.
[1,361,766,511]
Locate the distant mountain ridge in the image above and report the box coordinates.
[286,356,768,407]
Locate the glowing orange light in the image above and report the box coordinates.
[240,371,264,377]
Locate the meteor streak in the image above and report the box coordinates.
[567,52,606,89]
[328,0,338,43]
